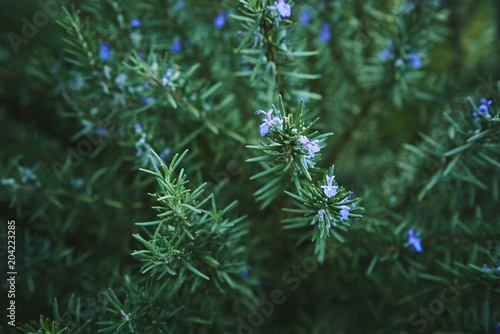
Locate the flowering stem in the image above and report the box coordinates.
[262,12,283,99]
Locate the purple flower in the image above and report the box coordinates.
[99,42,111,60]
[300,136,321,158]
[255,109,274,136]
[408,53,422,69]
[134,124,142,133]
[339,206,350,221]
[214,12,226,28]
[242,272,249,278]
[380,49,392,59]
[407,229,422,252]
[477,98,493,117]
[171,37,182,54]
[339,196,353,221]
[319,23,330,43]
[495,323,500,333]
[300,10,312,25]
[276,0,291,18]
[321,175,338,198]
[131,18,141,27]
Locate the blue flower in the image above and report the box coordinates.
[276,0,291,18]
[321,175,338,198]
[405,2,416,12]
[339,196,353,221]
[176,1,185,8]
[300,136,321,158]
[171,37,182,54]
[214,12,226,28]
[380,49,392,59]
[255,109,274,136]
[134,124,142,133]
[137,52,144,59]
[407,229,422,252]
[131,18,141,27]
[495,322,500,333]
[339,206,350,221]
[142,97,150,104]
[477,98,493,117]
[300,10,312,25]
[159,147,171,160]
[242,272,249,278]
[408,53,422,69]
[319,23,331,43]
[96,127,106,135]
[99,42,111,60]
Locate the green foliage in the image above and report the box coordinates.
[1,0,499,333]
[247,96,333,207]
[283,165,363,263]
[133,150,252,288]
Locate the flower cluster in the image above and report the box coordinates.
[290,172,360,243]
[160,66,180,90]
[379,46,423,69]
[250,100,333,182]
[2,166,42,188]
[408,53,422,69]
[310,182,356,234]
[472,98,493,119]
[253,107,328,174]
